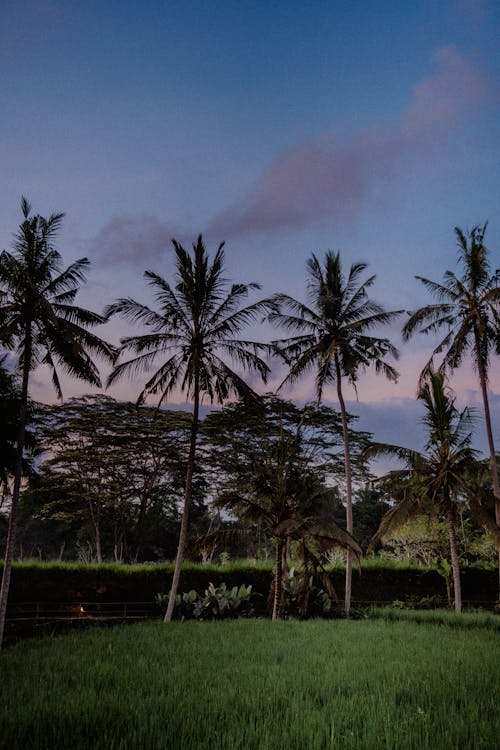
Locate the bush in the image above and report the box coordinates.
[282,568,335,618]
[156,583,254,620]
[3,560,496,611]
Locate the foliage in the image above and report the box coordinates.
[5,560,496,613]
[106,235,272,407]
[0,197,114,396]
[375,515,450,566]
[32,395,193,562]
[351,485,391,552]
[0,363,37,505]
[367,372,477,611]
[207,396,363,619]
[403,223,500,531]
[156,582,254,620]
[403,224,499,382]
[106,235,273,621]
[269,251,402,397]
[268,250,402,615]
[202,394,373,492]
[282,567,335,618]
[461,457,500,548]
[374,512,495,567]
[0,197,114,648]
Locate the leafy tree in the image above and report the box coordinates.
[5,468,84,561]
[204,396,363,619]
[269,251,402,614]
[106,235,272,620]
[351,485,391,553]
[211,408,361,620]
[461,457,500,551]
[202,394,372,500]
[0,197,114,648]
[402,224,499,521]
[367,372,476,612]
[35,395,193,561]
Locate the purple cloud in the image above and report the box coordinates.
[91,214,183,266]
[208,46,495,239]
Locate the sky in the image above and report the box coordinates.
[0,0,499,461]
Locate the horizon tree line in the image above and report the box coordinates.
[0,196,498,642]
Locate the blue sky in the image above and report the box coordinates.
[1,0,498,459]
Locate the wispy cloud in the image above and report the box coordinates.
[91,214,183,267]
[208,46,495,239]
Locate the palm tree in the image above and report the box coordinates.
[367,372,476,612]
[402,224,499,518]
[213,413,361,620]
[106,235,272,621]
[269,250,402,615]
[0,197,114,648]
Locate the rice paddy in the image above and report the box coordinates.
[1,616,498,749]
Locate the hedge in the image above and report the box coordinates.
[2,560,497,610]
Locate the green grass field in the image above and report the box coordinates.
[1,617,498,749]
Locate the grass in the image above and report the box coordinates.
[6,558,276,574]
[7,556,437,572]
[366,606,500,629]
[1,617,498,749]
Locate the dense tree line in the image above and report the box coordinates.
[0,197,498,643]
[0,393,373,561]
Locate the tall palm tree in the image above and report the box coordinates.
[0,197,114,648]
[402,224,499,516]
[366,372,476,612]
[269,251,403,615]
[106,235,272,621]
[211,404,362,619]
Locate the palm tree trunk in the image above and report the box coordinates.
[335,355,353,617]
[474,329,500,505]
[445,505,462,613]
[164,374,200,622]
[87,494,102,563]
[0,325,31,649]
[272,537,284,621]
[95,523,103,563]
[474,328,500,600]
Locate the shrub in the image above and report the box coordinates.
[282,567,335,618]
[3,560,496,611]
[156,582,254,620]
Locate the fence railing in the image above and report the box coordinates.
[6,598,496,623]
[6,601,159,622]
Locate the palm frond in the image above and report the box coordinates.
[367,492,417,552]
[105,297,168,331]
[363,442,420,463]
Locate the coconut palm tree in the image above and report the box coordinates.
[213,414,361,620]
[366,372,476,612]
[269,250,402,615]
[0,197,114,648]
[106,235,272,621]
[402,224,499,516]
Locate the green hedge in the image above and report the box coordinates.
[2,560,497,609]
